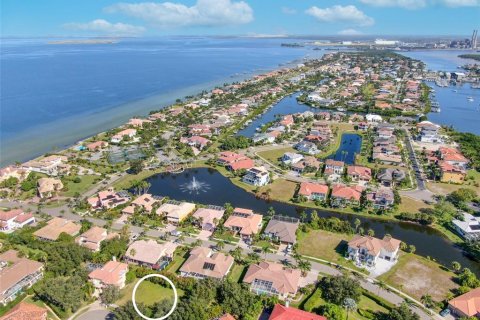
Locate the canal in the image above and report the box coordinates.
[147,167,480,273]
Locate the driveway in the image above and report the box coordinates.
[76,309,113,320]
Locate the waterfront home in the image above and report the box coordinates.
[188,124,213,137]
[192,206,225,231]
[324,159,345,176]
[377,168,406,187]
[0,250,44,305]
[128,118,151,128]
[263,216,300,245]
[298,182,329,201]
[125,240,176,269]
[86,141,108,151]
[294,141,319,155]
[292,156,322,173]
[347,235,401,267]
[111,128,136,143]
[0,166,29,183]
[76,226,117,252]
[122,193,162,215]
[269,304,327,320]
[330,184,363,207]
[223,208,263,239]
[452,212,480,240]
[438,146,469,169]
[33,217,81,241]
[157,201,196,225]
[179,247,234,280]
[281,152,304,165]
[372,153,402,165]
[347,165,372,182]
[358,122,369,131]
[280,115,294,127]
[88,188,130,211]
[0,301,47,320]
[242,166,270,186]
[180,135,211,150]
[217,152,254,171]
[368,188,395,210]
[376,124,395,139]
[416,121,442,143]
[37,177,63,199]
[365,114,383,123]
[243,261,301,300]
[439,161,466,184]
[449,287,480,318]
[22,155,67,176]
[89,260,128,295]
[0,209,35,232]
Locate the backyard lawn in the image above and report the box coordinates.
[377,253,458,302]
[165,251,189,273]
[117,279,183,306]
[228,263,247,283]
[297,230,353,265]
[259,179,297,202]
[257,146,297,165]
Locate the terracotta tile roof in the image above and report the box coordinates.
[0,250,43,299]
[216,314,236,320]
[224,211,262,236]
[325,159,344,167]
[269,304,327,320]
[243,261,301,295]
[0,209,24,221]
[33,217,80,241]
[298,182,329,197]
[449,287,480,317]
[180,247,234,279]
[331,184,363,201]
[348,235,401,256]
[347,165,372,180]
[0,301,47,320]
[193,208,225,228]
[89,261,128,286]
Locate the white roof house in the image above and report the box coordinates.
[453,212,480,240]
[366,114,383,123]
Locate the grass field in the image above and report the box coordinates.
[377,253,458,302]
[113,168,164,190]
[257,146,297,165]
[117,279,183,306]
[228,263,247,283]
[61,175,99,197]
[297,230,353,265]
[259,179,297,202]
[398,196,433,213]
[427,172,480,196]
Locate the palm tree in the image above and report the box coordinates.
[216,241,225,252]
[367,229,375,237]
[247,252,261,264]
[262,244,270,259]
[421,294,434,308]
[299,211,307,223]
[451,261,461,273]
[297,259,311,276]
[343,298,357,320]
[354,218,361,232]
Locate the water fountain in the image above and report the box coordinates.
[180,176,210,194]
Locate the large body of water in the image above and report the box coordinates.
[400,50,480,134]
[0,37,325,166]
[147,167,479,273]
[329,133,362,165]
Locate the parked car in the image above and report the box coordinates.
[170,230,182,237]
[439,309,450,317]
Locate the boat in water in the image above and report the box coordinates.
[467,97,474,102]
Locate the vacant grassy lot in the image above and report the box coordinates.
[260,178,297,202]
[117,279,183,306]
[257,146,297,165]
[398,196,433,213]
[61,175,99,197]
[378,253,458,301]
[297,230,353,265]
[427,173,480,196]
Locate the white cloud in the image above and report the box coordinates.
[439,0,480,6]
[305,5,374,26]
[281,6,297,14]
[105,0,253,27]
[338,28,364,35]
[359,0,427,9]
[63,19,145,35]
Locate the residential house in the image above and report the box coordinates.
[365,114,383,123]
[263,216,300,245]
[298,182,329,201]
[223,208,263,239]
[324,159,344,176]
[291,156,321,174]
[179,247,234,280]
[330,184,363,207]
[181,136,211,150]
[347,166,372,182]
[33,217,81,241]
[269,304,327,320]
[89,260,128,295]
[372,153,402,165]
[22,155,67,176]
[243,261,301,300]
[377,168,406,187]
[157,201,196,225]
[347,235,401,267]
[438,147,469,169]
[111,128,136,143]
[0,301,47,320]
[122,193,161,215]
[368,188,395,210]
[0,209,35,232]
[86,141,109,151]
[281,153,304,165]
[217,152,254,171]
[76,226,117,251]
[0,250,44,305]
[416,121,442,143]
[37,177,63,198]
[439,161,466,184]
[125,240,177,269]
[448,287,480,318]
[192,206,225,231]
[88,188,130,210]
[0,166,29,183]
[452,212,480,240]
[294,141,319,155]
[242,166,270,186]
[128,118,151,128]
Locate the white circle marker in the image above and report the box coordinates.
[132,274,178,320]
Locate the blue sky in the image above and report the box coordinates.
[1,0,479,37]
